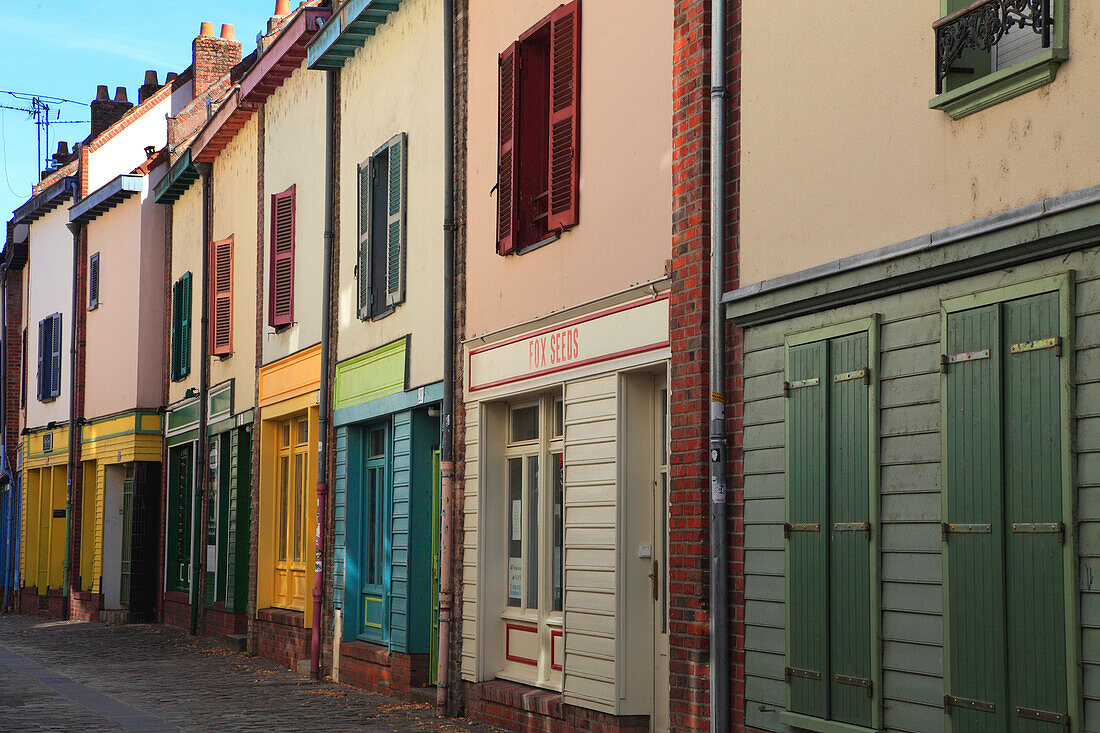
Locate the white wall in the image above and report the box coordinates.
[24,205,73,430]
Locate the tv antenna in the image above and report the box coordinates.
[0,90,89,183]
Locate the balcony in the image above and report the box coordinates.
[931,0,1067,119]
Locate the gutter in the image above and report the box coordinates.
[311,66,337,682]
[436,0,457,712]
[191,161,214,635]
[708,0,730,728]
[63,176,83,620]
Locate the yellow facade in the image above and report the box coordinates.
[21,426,69,594]
[257,345,321,624]
[78,411,163,594]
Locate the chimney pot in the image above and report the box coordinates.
[143,70,159,86]
[166,72,178,83]
[220,23,235,40]
[96,85,110,100]
[56,141,69,157]
[145,145,157,157]
[200,21,214,37]
[114,87,128,103]
[274,0,291,17]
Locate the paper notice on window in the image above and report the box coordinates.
[508,558,522,600]
[512,500,522,539]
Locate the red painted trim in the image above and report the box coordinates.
[550,629,563,671]
[504,623,539,667]
[468,294,670,392]
[240,7,330,105]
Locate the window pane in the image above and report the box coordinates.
[507,457,523,607]
[552,451,563,612]
[282,423,291,448]
[297,418,308,446]
[293,454,304,562]
[511,405,539,443]
[366,467,380,586]
[554,399,564,438]
[660,388,668,465]
[369,427,386,458]
[278,456,289,561]
[527,454,539,610]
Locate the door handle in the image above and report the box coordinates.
[649,559,659,602]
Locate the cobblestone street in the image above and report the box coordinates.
[0,615,494,732]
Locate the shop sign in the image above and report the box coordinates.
[469,295,669,392]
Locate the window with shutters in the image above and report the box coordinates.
[88,252,100,311]
[211,236,233,356]
[780,318,880,732]
[496,1,580,255]
[269,186,296,329]
[171,272,192,382]
[941,276,1077,729]
[36,313,62,402]
[931,0,1068,118]
[357,134,407,320]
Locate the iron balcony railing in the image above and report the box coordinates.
[934,0,1053,94]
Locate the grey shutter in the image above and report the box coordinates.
[385,132,407,307]
[37,317,46,401]
[49,313,62,398]
[357,159,371,319]
[89,253,100,310]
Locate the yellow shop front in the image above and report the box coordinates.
[20,425,69,614]
[254,344,320,667]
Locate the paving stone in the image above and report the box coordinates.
[0,615,495,732]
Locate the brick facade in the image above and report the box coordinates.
[255,608,311,671]
[192,29,243,99]
[669,0,745,730]
[338,642,432,700]
[464,682,650,733]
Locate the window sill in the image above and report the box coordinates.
[929,48,1067,119]
[778,711,879,733]
[517,231,561,256]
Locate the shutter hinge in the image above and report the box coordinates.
[783,522,820,538]
[784,666,822,683]
[945,694,995,714]
[1011,521,1065,544]
[834,521,872,538]
[834,673,873,698]
[940,354,948,374]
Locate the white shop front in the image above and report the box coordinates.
[461,284,673,721]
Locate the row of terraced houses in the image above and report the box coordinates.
[1,1,1098,731]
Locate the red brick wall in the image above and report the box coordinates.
[669,0,744,730]
[192,35,243,99]
[163,592,247,637]
[464,681,650,733]
[70,591,103,622]
[163,591,191,630]
[255,609,311,670]
[338,641,430,699]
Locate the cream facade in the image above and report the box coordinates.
[740,1,1098,285]
[462,0,674,725]
[465,0,673,338]
[335,0,444,388]
[261,61,326,365]
[83,184,166,419]
[167,184,202,405]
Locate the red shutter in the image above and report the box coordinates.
[211,235,233,356]
[497,43,520,255]
[269,186,295,327]
[547,0,580,232]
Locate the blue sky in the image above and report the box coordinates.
[0,0,274,221]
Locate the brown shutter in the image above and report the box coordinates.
[497,43,520,255]
[211,235,233,356]
[546,0,580,232]
[269,186,295,327]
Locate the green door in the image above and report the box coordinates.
[944,293,1068,731]
[120,477,134,607]
[787,340,829,718]
[429,448,441,686]
[787,333,874,726]
[167,444,194,593]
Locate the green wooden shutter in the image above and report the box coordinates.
[37,317,46,401]
[1001,293,1068,726]
[357,160,372,319]
[944,304,1008,730]
[827,333,873,727]
[786,340,829,718]
[49,313,62,399]
[385,133,407,307]
[180,272,192,378]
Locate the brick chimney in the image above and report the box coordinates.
[192,21,242,98]
[138,70,160,104]
[89,84,132,140]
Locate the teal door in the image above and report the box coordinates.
[166,444,194,593]
[359,424,390,642]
